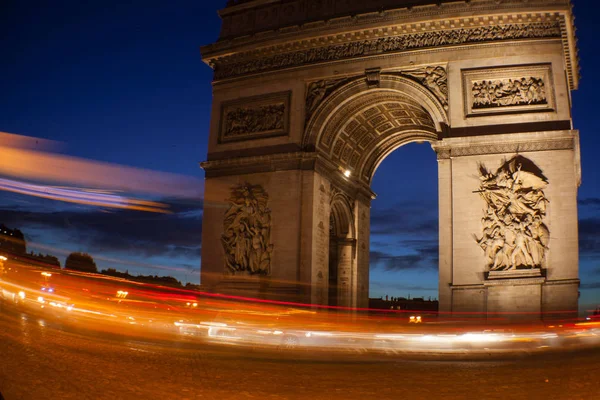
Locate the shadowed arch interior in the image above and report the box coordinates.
[329,195,355,307]
[304,74,447,185]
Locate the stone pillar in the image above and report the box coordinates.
[435,148,453,313]
[354,200,371,308]
[337,238,355,308]
[437,130,580,318]
[300,171,331,306]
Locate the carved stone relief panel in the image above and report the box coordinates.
[388,66,448,109]
[222,183,274,276]
[474,156,550,273]
[219,91,290,143]
[305,77,354,122]
[462,64,555,117]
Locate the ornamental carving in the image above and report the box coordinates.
[213,22,561,80]
[305,77,353,122]
[392,66,448,108]
[474,156,550,272]
[225,104,285,136]
[463,64,554,116]
[472,77,547,109]
[219,92,290,143]
[222,183,273,275]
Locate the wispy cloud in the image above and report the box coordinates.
[581,282,600,290]
[371,281,437,292]
[579,217,600,259]
[0,195,203,264]
[578,198,600,208]
[370,200,438,237]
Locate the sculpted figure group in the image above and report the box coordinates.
[221,184,273,275]
[472,77,547,109]
[224,103,285,138]
[475,156,550,271]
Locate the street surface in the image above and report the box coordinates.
[0,306,598,400]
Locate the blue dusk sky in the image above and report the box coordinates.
[0,1,598,311]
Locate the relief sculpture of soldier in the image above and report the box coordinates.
[474,156,550,271]
[221,183,273,275]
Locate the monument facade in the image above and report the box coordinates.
[200,0,580,318]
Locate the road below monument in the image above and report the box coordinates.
[0,306,598,400]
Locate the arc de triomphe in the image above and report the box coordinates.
[199,0,580,318]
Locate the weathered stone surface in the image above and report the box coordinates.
[200,1,580,317]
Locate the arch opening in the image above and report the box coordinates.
[310,77,445,309]
[306,76,445,186]
[369,142,439,309]
[328,196,356,308]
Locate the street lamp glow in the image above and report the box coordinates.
[0,256,7,261]
[41,272,52,277]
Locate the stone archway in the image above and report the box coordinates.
[304,74,446,310]
[329,190,355,308]
[305,74,446,183]
[200,0,581,319]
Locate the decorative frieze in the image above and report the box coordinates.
[222,183,273,275]
[219,91,290,143]
[474,156,550,273]
[212,22,561,80]
[462,64,555,117]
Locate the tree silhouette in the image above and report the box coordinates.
[0,224,27,255]
[27,252,61,268]
[65,252,97,273]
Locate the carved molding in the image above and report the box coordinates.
[200,152,376,203]
[222,183,273,276]
[482,276,546,286]
[434,138,574,158]
[304,66,445,128]
[219,91,290,143]
[211,21,561,80]
[462,64,555,117]
[210,2,570,53]
[474,156,550,273]
[305,74,449,151]
[330,185,354,210]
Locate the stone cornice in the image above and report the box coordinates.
[432,130,577,159]
[204,15,577,91]
[483,277,546,286]
[202,1,578,89]
[207,0,571,51]
[200,151,376,201]
[200,151,316,172]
